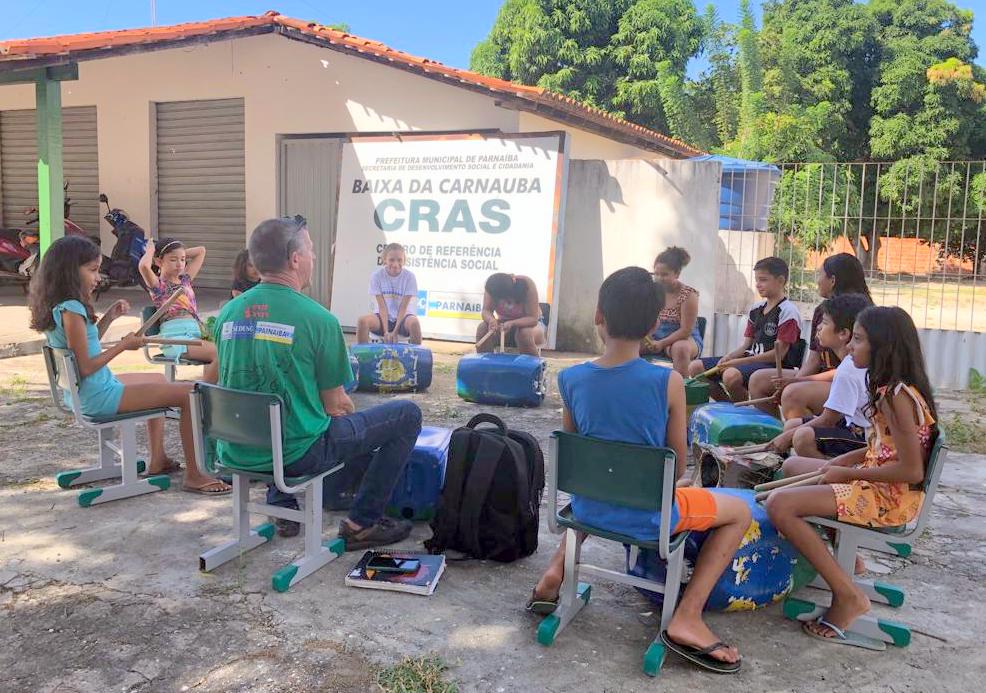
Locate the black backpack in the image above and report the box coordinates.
[425,413,545,562]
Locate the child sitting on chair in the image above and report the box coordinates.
[356,243,422,344]
[138,237,218,383]
[767,306,937,648]
[230,248,260,298]
[688,256,803,403]
[642,246,703,375]
[767,293,872,459]
[526,267,751,674]
[30,236,229,495]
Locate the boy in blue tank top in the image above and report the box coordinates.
[526,267,751,673]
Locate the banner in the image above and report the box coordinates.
[330,133,566,343]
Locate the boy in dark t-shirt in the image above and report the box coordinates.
[688,256,805,402]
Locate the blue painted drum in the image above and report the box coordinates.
[344,352,359,393]
[386,426,453,521]
[627,488,814,611]
[350,343,433,393]
[689,402,784,448]
[456,352,547,407]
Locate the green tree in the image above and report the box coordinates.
[868,0,985,161]
[470,0,704,140]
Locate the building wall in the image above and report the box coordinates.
[0,33,661,246]
[557,159,721,352]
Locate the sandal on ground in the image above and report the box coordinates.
[182,479,232,496]
[802,618,886,651]
[660,631,741,674]
[525,588,559,615]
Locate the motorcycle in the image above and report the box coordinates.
[95,192,148,296]
[0,181,98,280]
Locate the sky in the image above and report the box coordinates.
[1,0,983,79]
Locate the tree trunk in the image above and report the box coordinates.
[854,229,881,273]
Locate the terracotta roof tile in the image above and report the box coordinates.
[0,10,702,157]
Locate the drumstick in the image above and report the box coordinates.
[144,337,202,346]
[136,287,185,337]
[753,470,822,493]
[103,337,202,348]
[500,329,506,353]
[734,395,777,408]
[726,442,773,454]
[755,473,823,502]
[684,365,720,386]
[475,328,497,352]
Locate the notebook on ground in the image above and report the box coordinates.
[345,551,446,596]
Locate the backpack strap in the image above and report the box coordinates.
[466,413,507,434]
[457,433,512,557]
[425,429,472,554]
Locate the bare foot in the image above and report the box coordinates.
[148,457,180,474]
[532,563,564,602]
[804,586,870,638]
[666,612,740,664]
[854,554,866,576]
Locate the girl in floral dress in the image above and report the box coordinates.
[766,306,937,648]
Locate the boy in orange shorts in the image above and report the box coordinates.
[525,267,751,674]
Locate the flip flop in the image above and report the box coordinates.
[525,588,559,616]
[660,631,741,674]
[802,618,886,651]
[182,480,232,496]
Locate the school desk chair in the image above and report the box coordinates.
[190,382,346,592]
[784,433,949,649]
[140,305,210,382]
[44,346,173,506]
[536,430,686,677]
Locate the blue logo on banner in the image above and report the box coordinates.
[416,290,428,316]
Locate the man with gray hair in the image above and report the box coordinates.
[213,216,421,548]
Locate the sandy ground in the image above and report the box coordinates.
[1,346,984,692]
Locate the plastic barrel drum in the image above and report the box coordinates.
[685,379,710,418]
[323,427,452,516]
[386,426,453,521]
[351,343,433,393]
[344,352,359,393]
[627,488,814,611]
[689,402,783,448]
[456,353,547,407]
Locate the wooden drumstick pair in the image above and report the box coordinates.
[475,324,509,352]
[753,470,824,501]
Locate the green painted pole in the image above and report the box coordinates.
[35,75,64,255]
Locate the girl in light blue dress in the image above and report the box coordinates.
[30,236,229,495]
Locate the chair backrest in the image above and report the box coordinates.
[141,305,161,337]
[539,302,551,325]
[194,382,282,449]
[42,345,82,419]
[553,431,676,512]
[922,432,947,496]
[695,316,707,341]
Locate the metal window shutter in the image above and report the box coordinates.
[156,98,245,288]
[0,106,100,235]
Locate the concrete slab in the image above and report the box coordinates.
[1,349,983,691]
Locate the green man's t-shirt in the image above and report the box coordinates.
[214,283,353,471]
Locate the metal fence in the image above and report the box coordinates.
[714,160,986,333]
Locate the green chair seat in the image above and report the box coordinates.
[556,504,690,553]
[215,464,319,487]
[84,407,171,425]
[149,354,209,367]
